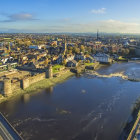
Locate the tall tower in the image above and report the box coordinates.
[8,42,11,51]
[3,78,12,96]
[46,65,53,78]
[97,29,99,41]
[64,37,67,55]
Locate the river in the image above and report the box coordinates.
[0,62,140,140]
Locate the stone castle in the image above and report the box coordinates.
[0,65,53,97]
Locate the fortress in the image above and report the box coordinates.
[0,65,53,97]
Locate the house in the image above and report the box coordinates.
[66,60,78,67]
[94,53,112,64]
[86,56,94,63]
[49,47,60,55]
[21,61,41,70]
[29,45,44,50]
[53,55,63,64]
[0,62,17,72]
[1,58,9,64]
[65,55,74,62]
[74,53,85,61]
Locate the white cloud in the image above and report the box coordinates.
[91,8,106,14]
[0,13,38,22]
[44,19,140,33]
[9,13,34,20]
[1,19,140,33]
[100,19,140,33]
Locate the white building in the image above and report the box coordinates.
[66,55,75,62]
[29,45,45,50]
[94,53,112,64]
[75,54,85,61]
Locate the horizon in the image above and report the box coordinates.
[1,0,140,33]
[1,32,140,36]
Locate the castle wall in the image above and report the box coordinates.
[21,73,46,89]
[29,73,46,85]
[1,67,54,95]
[11,81,21,92]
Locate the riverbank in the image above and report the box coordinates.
[0,70,75,103]
[120,98,140,140]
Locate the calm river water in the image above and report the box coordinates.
[0,62,140,140]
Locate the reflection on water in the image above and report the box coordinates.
[0,62,140,140]
[45,86,54,94]
[21,94,30,103]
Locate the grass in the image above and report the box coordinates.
[52,65,64,73]
[118,56,127,60]
[85,63,94,66]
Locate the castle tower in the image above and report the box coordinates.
[46,65,53,78]
[3,78,12,97]
[21,77,30,89]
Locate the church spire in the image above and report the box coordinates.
[97,29,99,41]
[64,37,67,55]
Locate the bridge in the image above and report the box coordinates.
[0,113,23,140]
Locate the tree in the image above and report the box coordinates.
[73,47,80,54]
[44,58,49,65]
[80,45,85,53]
[122,48,130,56]
[87,47,92,54]
[62,59,67,65]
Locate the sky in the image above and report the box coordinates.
[0,0,140,33]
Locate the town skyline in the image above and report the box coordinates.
[1,0,140,33]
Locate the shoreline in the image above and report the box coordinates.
[1,61,140,104]
[0,71,75,104]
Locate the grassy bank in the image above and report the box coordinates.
[53,65,65,73]
[0,71,75,103]
[85,63,94,66]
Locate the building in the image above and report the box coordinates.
[53,55,63,64]
[0,63,17,72]
[94,53,112,64]
[75,53,85,61]
[29,45,44,50]
[66,60,78,67]
[86,56,94,63]
[135,46,140,56]
[65,55,74,62]
[63,38,67,55]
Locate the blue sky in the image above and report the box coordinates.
[0,0,140,33]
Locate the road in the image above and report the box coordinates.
[0,113,23,140]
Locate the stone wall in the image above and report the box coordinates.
[29,73,46,85]
[0,82,3,95]
[1,66,54,96]
[46,65,53,78]
[12,81,21,92]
